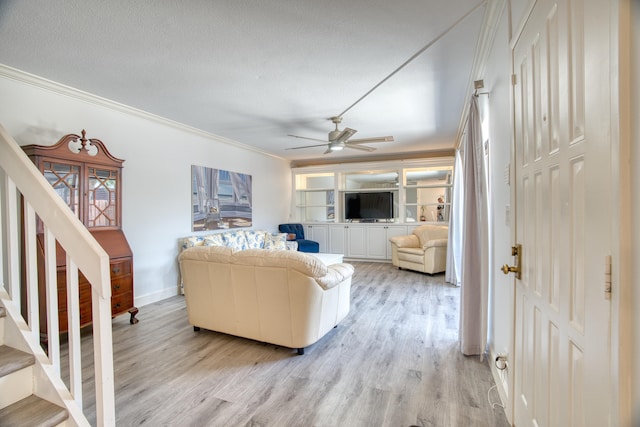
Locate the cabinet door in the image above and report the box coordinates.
[346,225,366,258]
[328,225,346,254]
[305,224,328,252]
[366,225,408,260]
[86,166,120,228]
[41,160,82,221]
[366,226,388,259]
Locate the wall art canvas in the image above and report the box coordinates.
[191,165,252,231]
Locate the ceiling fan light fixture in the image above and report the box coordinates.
[288,116,392,154]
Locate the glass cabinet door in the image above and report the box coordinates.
[42,161,81,218]
[87,167,119,228]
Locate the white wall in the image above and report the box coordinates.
[484,0,514,420]
[0,68,291,306]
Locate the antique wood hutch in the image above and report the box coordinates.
[22,130,137,338]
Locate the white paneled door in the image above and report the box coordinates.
[512,0,612,425]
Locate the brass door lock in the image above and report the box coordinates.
[501,244,522,280]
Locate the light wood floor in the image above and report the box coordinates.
[66,262,510,426]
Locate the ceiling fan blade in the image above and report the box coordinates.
[347,136,394,144]
[334,128,357,144]
[285,143,330,150]
[287,134,327,143]
[345,144,376,152]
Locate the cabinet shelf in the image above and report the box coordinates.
[404,184,452,189]
[341,188,399,192]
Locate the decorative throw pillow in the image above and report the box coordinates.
[285,241,298,251]
[182,236,205,250]
[264,232,287,250]
[244,230,267,249]
[223,231,249,250]
[203,233,225,247]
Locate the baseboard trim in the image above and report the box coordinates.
[135,286,180,307]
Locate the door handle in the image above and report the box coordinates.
[501,264,519,275]
[501,244,522,280]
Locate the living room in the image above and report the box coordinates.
[0,0,638,426]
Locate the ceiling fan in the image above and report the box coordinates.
[287,117,394,154]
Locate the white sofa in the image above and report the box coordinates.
[178,245,354,355]
[389,224,448,274]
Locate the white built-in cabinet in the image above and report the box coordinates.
[328,224,366,258]
[303,224,329,252]
[328,225,347,254]
[310,223,410,261]
[293,158,454,261]
[366,225,408,259]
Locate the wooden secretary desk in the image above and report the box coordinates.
[22,130,138,339]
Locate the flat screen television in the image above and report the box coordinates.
[344,191,394,221]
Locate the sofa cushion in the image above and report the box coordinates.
[223,230,249,250]
[397,247,426,264]
[279,223,305,239]
[264,232,287,250]
[179,246,353,290]
[238,248,327,275]
[297,239,320,253]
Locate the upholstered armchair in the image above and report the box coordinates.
[278,223,320,253]
[389,224,448,274]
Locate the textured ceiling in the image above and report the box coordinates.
[0,0,490,162]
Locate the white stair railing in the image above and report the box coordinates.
[0,124,115,426]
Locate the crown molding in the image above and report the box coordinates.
[0,63,286,162]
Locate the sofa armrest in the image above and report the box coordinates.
[423,238,448,249]
[389,234,420,248]
[316,263,355,290]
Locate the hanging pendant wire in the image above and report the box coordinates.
[335,0,487,119]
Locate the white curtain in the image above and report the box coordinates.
[445,149,464,286]
[459,96,489,356]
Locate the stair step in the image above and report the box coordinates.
[0,395,68,427]
[0,345,34,378]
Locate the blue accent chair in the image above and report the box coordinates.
[278,223,320,253]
